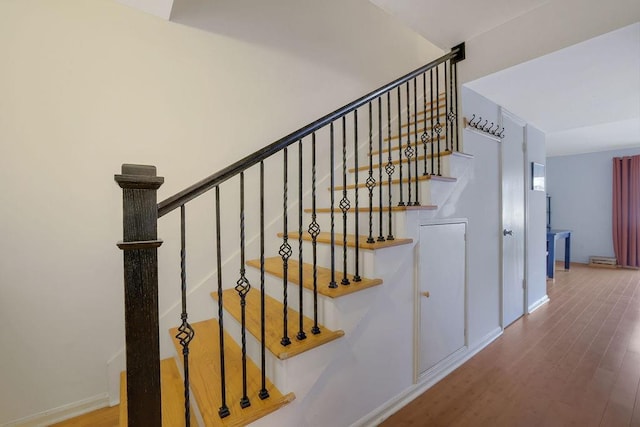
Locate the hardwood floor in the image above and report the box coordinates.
[51,263,640,427]
[382,263,640,427]
[49,405,118,427]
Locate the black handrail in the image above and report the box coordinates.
[157,46,463,218]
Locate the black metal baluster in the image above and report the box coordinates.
[366,103,375,244]
[176,205,195,426]
[308,133,321,334]
[297,140,307,340]
[397,87,404,206]
[430,68,435,176]
[280,149,293,345]
[444,61,450,153]
[258,162,269,400]
[386,92,395,241]
[435,65,443,176]
[353,112,361,282]
[413,77,420,205]
[215,187,230,418]
[340,117,350,285]
[449,60,459,152]
[377,97,385,241]
[405,83,414,205]
[235,173,251,409]
[329,123,338,289]
[422,72,430,176]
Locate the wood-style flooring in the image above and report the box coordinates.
[382,263,640,427]
[52,263,640,426]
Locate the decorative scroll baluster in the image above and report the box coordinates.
[340,117,351,285]
[297,140,307,340]
[329,123,338,289]
[258,162,269,400]
[366,103,375,244]
[309,133,321,334]
[435,66,442,176]
[280,149,293,345]
[397,87,404,206]
[422,72,430,176]
[386,93,395,241]
[235,173,251,409]
[405,83,414,205]
[353,113,361,281]
[430,68,435,176]
[176,205,195,425]
[215,187,230,418]
[449,60,459,152]
[377,97,385,241]
[412,78,420,205]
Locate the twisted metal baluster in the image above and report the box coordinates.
[329,123,337,289]
[258,162,269,400]
[444,61,450,153]
[215,188,230,418]
[449,60,459,152]
[430,68,435,176]
[397,87,405,206]
[386,92,395,241]
[435,65,443,176]
[235,172,251,409]
[377,97,385,241]
[405,83,414,205]
[280,149,292,345]
[353,112,361,281]
[412,77,420,205]
[340,116,350,286]
[309,133,321,334]
[422,72,430,176]
[366,103,375,243]
[176,204,195,426]
[297,140,307,340]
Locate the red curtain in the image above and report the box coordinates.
[612,155,640,268]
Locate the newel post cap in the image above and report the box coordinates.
[115,164,164,190]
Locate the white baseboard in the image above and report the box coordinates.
[351,326,503,427]
[528,294,550,314]
[3,393,110,427]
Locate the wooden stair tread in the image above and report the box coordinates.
[119,358,198,427]
[305,205,437,213]
[212,288,344,360]
[247,257,383,298]
[411,93,447,117]
[349,150,453,173]
[371,135,446,155]
[169,319,295,427]
[281,231,413,250]
[332,174,456,191]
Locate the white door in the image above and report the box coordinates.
[418,222,466,375]
[501,110,526,327]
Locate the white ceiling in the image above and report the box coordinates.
[466,23,640,157]
[369,0,550,49]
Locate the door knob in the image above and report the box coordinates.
[503,229,513,236]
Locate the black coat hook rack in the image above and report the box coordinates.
[463,114,505,141]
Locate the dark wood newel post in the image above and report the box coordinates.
[115,164,164,426]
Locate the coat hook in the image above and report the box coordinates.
[484,121,493,132]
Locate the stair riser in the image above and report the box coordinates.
[348,156,450,185]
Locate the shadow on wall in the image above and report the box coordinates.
[170,0,443,79]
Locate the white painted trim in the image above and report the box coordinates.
[2,393,110,427]
[351,327,503,427]
[528,294,550,314]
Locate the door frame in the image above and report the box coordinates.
[499,107,528,329]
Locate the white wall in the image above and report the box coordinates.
[0,0,441,423]
[525,125,548,311]
[546,147,640,264]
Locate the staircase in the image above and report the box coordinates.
[115,44,466,427]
